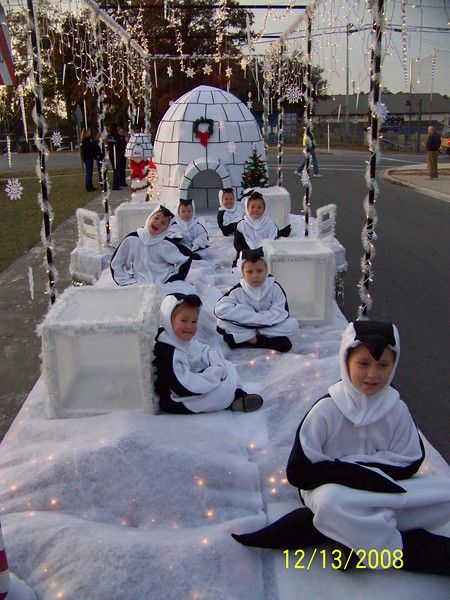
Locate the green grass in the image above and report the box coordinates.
[0,169,96,272]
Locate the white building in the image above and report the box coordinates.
[153,85,266,212]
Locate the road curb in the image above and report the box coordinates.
[381,168,450,203]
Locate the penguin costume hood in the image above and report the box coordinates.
[175,199,196,231]
[159,293,202,350]
[218,189,244,226]
[237,247,275,302]
[138,204,174,246]
[329,321,400,427]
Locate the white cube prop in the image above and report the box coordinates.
[262,239,335,325]
[70,208,113,284]
[39,286,160,418]
[260,186,291,229]
[114,201,158,245]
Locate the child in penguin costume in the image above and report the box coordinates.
[153,293,264,414]
[215,247,299,352]
[232,321,450,575]
[110,205,194,289]
[233,190,291,267]
[168,199,209,254]
[216,188,244,237]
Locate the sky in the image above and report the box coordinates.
[244,0,450,96]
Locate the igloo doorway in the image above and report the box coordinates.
[179,157,231,211]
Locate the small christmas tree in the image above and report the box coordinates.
[241,146,269,189]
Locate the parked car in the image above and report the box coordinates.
[440,127,450,155]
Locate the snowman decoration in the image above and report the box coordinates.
[125,133,153,202]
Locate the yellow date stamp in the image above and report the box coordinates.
[283,548,404,570]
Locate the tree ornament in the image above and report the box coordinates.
[193,117,214,147]
[5,178,24,201]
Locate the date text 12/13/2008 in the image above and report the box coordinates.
[283,548,404,570]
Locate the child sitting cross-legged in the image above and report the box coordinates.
[153,293,264,414]
[233,190,290,267]
[232,321,450,576]
[110,204,195,291]
[168,198,209,254]
[217,188,244,237]
[215,248,299,352]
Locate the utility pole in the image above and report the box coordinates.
[345,23,354,138]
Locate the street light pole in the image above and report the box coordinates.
[345,23,353,137]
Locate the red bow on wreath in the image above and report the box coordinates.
[193,117,214,148]
[130,159,148,181]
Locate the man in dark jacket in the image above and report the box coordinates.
[425,126,441,179]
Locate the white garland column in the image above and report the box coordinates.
[94,17,111,244]
[276,42,285,186]
[26,0,57,304]
[358,0,384,319]
[302,10,313,237]
[143,61,152,136]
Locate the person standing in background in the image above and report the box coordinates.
[294,129,322,178]
[80,129,98,191]
[117,127,128,187]
[425,126,441,180]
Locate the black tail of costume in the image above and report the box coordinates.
[231,507,330,549]
[401,529,450,576]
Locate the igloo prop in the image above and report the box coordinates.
[39,286,160,418]
[153,85,266,212]
[262,239,335,325]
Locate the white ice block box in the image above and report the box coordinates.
[39,285,160,418]
[261,186,291,229]
[114,201,158,245]
[262,239,335,325]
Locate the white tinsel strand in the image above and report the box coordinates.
[18,89,28,142]
[276,42,285,186]
[144,63,152,136]
[27,0,57,304]
[28,266,34,300]
[6,136,11,168]
[303,10,314,237]
[262,57,269,156]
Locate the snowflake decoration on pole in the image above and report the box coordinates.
[228,140,236,154]
[186,67,195,78]
[203,64,212,75]
[374,101,389,124]
[51,131,63,148]
[285,85,301,104]
[5,178,24,201]
[86,75,96,92]
[167,65,173,77]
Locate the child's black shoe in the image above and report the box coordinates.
[256,335,292,352]
[231,394,263,412]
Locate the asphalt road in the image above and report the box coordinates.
[268,149,450,462]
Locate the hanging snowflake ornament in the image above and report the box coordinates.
[51,131,63,148]
[228,140,236,154]
[186,67,195,78]
[374,101,389,124]
[225,66,232,79]
[203,64,212,75]
[5,178,24,201]
[86,75,96,92]
[285,85,301,104]
[301,169,310,187]
[167,65,173,77]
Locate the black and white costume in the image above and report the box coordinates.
[232,321,450,575]
[233,194,278,255]
[286,321,450,559]
[169,200,209,252]
[110,206,193,288]
[153,294,240,414]
[215,249,298,351]
[216,190,244,237]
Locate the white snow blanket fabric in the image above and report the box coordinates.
[0,215,449,599]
